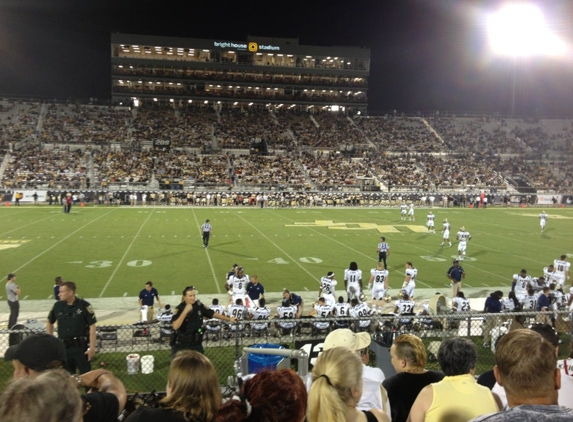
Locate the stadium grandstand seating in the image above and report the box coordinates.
[0,98,572,194]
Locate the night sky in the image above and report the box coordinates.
[1,0,572,115]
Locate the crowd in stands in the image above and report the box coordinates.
[2,325,571,422]
[1,99,572,192]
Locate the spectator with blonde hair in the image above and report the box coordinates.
[215,369,307,422]
[125,350,221,422]
[0,368,82,422]
[308,347,389,422]
[383,334,444,422]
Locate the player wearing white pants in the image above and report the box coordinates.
[369,262,389,312]
[554,255,571,288]
[539,211,548,233]
[345,262,363,302]
[456,226,471,260]
[441,219,452,247]
[402,262,417,299]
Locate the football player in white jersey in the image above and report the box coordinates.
[344,261,363,302]
[227,298,249,334]
[512,269,532,300]
[426,212,435,234]
[452,291,471,312]
[553,254,571,287]
[350,298,373,331]
[369,262,389,313]
[456,226,471,260]
[227,266,250,307]
[319,271,337,306]
[519,287,538,311]
[400,203,407,220]
[529,276,546,294]
[249,298,271,333]
[543,264,557,286]
[333,296,351,329]
[275,300,298,333]
[394,293,415,326]
[309,297,333,332]
[407,203,415,221]
[205,298,227,334]
[440,218,452,247]
[539,210,548,233]
[401,262,417,299]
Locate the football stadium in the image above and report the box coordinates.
[1,1,573,420]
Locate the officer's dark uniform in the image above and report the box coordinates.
[171,300,214,357]
[47,297,96,374]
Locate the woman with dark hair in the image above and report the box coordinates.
[215,369,307,422]
[125,351,221,422]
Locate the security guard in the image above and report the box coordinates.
[46,281,96,374]
[171,286,236,358]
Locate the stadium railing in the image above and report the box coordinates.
[0,310,570,393]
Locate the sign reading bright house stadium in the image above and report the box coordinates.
[213,41,280,52]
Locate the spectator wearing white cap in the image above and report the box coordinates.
[323,328,391,418]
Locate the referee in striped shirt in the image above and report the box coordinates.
[201,219,212,248]
[377,236,390,269]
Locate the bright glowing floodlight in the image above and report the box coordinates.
[487,4,566,57]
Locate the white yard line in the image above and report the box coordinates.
[98,210,155,297]
[0,213,61,237]
[191,208,221,293]
[4,210,116,281]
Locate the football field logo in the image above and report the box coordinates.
[0,240,29,251]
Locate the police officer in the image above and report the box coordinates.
[171,286,236,358]
[46,281,96,374]
[447,259,466,299]
[377,236,390,269]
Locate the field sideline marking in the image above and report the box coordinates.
[191,208,221,293]
[98,210,155,297]
[233,211,321,285]
[3,209,116,281]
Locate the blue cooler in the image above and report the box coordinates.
[247,343,285,374]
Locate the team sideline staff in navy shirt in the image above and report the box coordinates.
[246,275,265,308]
[139,281,162,322]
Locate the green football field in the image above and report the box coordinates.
[1,205,572,300]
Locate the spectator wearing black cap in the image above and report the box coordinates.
[377,237,390,269]
[447,260,465,299]
[3,333,127,422]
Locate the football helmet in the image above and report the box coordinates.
[383,291,392,302]
[460,226,465,231]
[359,291,366,302]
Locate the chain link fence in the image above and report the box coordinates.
[1,310,570,392]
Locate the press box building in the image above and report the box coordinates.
[111,34,370,113]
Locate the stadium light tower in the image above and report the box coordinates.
[487,3,566,115]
